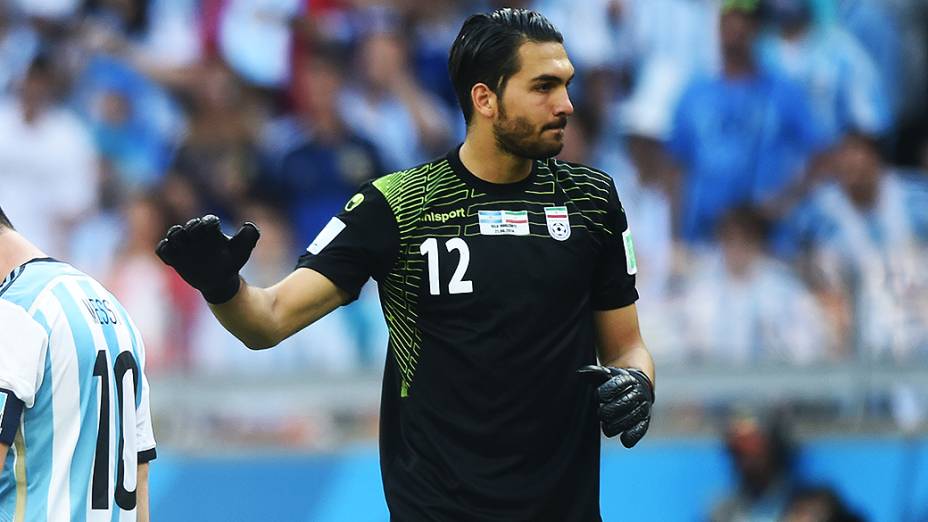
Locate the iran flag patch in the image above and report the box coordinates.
[545,206,571,241]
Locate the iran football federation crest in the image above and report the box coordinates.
[545,206,571,241]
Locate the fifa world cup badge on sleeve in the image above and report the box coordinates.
[545,206,571,241]
[308,217,347,255]
[623,228,638,275]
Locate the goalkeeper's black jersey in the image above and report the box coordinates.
[297,146,638,522]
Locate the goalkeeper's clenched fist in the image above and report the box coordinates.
[155,215,260,304]
[578,365,654,448]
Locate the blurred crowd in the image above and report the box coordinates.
[0,0,926,378]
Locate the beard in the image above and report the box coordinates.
[493,102,567,160]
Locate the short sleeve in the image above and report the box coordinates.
[0,300,48,408]
[135,372,157,463]
[125,317,156,462]
[591,182,640,310]
[296,181,400,302]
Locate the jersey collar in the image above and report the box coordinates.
[0,257,57,295]
[446,145,540,195]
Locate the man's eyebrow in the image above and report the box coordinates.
[530,73,575,84]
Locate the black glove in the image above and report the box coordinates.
[577,365,654,448]
[155,214,260,304]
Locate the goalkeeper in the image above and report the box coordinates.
[157,8,654,521]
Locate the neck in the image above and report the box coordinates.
[459,129,534,184]
[781,23,808,42]
[21,102,41,125]
[0,229,47,278]
[724,56,755,78]
[849,181,880,210]
[308,112,344,142]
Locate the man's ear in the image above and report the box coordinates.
[471,83,497,120]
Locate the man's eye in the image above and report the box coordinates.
[536,84,553,92]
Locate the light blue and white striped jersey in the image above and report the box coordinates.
[0,258,156,522]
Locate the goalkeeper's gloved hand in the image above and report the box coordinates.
[577,365,654,448]
[155,214,260,304]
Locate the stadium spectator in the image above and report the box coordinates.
[216,0,303,89]
[616,0,721,142]
[338,30,454,171]
[0,6,40,94]
[262,48,384,244]
[532,0,626,71]
[618,129,676,301]
[836,0,904,123]
[667,0,831,244]
[711,411,799,522]
[171,59,263,221]
[0,53,99,256]
[760,0,891,139]
[782,485,865,522]
[679,207,833,365]
[620,0,720,73]
[407,0,468,111]
[782,133,928,360]
[71,55,183,192]
[12,0,80,21]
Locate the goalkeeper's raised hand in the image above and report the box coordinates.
[155,215,260,304]
[577,365,654,448]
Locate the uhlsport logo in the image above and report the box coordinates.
[422,208,466,223]
[545,206,571,241]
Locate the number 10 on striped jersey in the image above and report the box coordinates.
[92,349,140,510]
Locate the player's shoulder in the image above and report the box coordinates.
[542,158,618,203]
[0,298,48,343]
[0,297,33,321]
[1,258,74,306]
[372,156,453,200]
[543,158,615,185]
[1,258,112,311]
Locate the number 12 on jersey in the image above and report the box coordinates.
[419,238,473,295]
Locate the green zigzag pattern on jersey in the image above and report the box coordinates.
[372,160,467,397]
[542,160,615,235]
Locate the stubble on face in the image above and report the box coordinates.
[492,99,566,160]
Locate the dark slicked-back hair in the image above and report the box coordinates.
[0,206,13,230]
[448,8,563,124]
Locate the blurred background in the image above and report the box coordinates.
[0,0,927,519]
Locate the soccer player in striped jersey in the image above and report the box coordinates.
[157,8,654,520]
[0,206,156,521]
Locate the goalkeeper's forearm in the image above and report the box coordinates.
[208,279,286,349]
[206,269,349,350]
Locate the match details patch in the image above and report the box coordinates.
[544,206,571,241]
[307,217,347,255]
[478,210,529,236]
[623,228,638,275]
